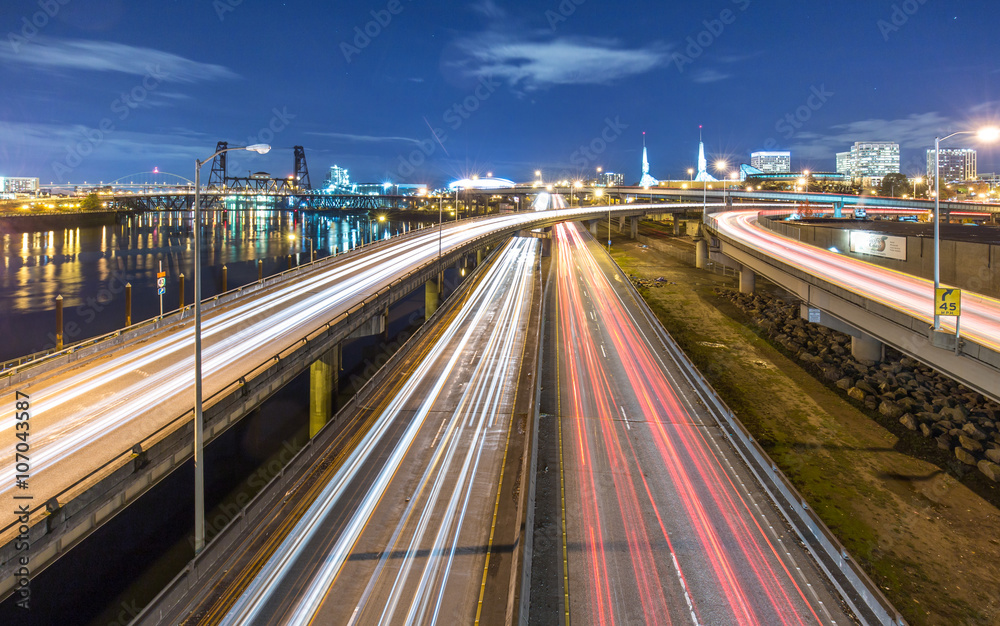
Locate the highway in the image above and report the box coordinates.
[712,209,1000,351]
[0,206,639,552]
[146,236,540,625]
[545,222,851,624]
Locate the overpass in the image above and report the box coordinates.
[464,185,1000,217]
[700,209,1000,407]
[0,203,708,601]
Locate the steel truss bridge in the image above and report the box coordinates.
[101,143,411,212]
[106,190,407,212]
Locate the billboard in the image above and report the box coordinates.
[849,231,906,261]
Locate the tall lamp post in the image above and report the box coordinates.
[932,127,999,331]
[714,160,728,205]
[192,142,269,554]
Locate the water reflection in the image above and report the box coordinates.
[0,210,432,361]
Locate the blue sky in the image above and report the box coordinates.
[2,0,999,186]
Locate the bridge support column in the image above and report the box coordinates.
[695,237,708,269]
[425,278,440,320]
[673,217,682,236]
[309,347,340,438]
[589,220,599,237]
[851,333,884,363]
[832,201,844,218]
[618,216,625,233]
[739,266,756,293]
[630,217,639,239]
[476,249,483,265]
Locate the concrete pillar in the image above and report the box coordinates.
[673,218,682,236]
[476,248,483,265]
[630,217,639,239]
[589,220,599,237]
[833,201,843,218]
[618,216,625,233]
[425,278,440,320]
[739,266,756,293]
[309,347,340,438]
[695,237,709,269]
[851,334,884,363]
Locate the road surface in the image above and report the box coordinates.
[153,236,541,625]
[538,222,853,625]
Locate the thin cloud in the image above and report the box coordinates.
[0,37,239,82]
[305,131,422,145]
[788,112,954,161]
[691,68,731,84]
[453,33,670,91]
[470,0,505,19]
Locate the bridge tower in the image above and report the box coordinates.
[206,141,229,189]
[293,146,312,190]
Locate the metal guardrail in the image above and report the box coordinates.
[607,235,906,625]
[0,219,518,543]
[132,237,512,625]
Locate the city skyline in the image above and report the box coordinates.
[2,0,999,186]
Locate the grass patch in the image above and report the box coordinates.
[611,235,1000,626]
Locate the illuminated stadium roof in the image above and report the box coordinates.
[448,177,516,190]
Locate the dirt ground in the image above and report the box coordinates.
[606,223,1000,626]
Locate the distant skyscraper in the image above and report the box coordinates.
[838,142,899,182]
[639,132,659,187]
[836,152,853,178]
[926,148,976,184]
[0,176,39,196]
[325,164,351,190]
[694,126,717,182]
[750,151,791,174]
[599,171,625,187]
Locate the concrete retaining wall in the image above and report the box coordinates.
[761,217,1000,298]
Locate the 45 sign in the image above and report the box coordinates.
[935,288,961,317]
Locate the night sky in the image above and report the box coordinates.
[2,0,998,187]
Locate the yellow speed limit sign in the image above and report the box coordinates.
[935,288,961,317]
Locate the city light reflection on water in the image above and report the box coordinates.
[0,209,430,361]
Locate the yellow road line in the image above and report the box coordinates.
[475,246,534,624]
[555,247,570,626]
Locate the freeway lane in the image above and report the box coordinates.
[549,222,851,624]
[0,207,624,550]
[713,209,1000,352]
[145,236,541,625]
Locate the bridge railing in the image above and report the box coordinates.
[612,244,907,625]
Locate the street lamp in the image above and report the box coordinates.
[688,168,695,181]
[572,180,582,206]
[932,126,1000,331]
[192,142,269,554]
[913,176,923,198]
[714,160,728,204]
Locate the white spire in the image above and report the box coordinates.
[694,125,717,182]
[639,131,659,187]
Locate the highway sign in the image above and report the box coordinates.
[935,288,961,317]
[157,287,166,296]
[156,277,166,288]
